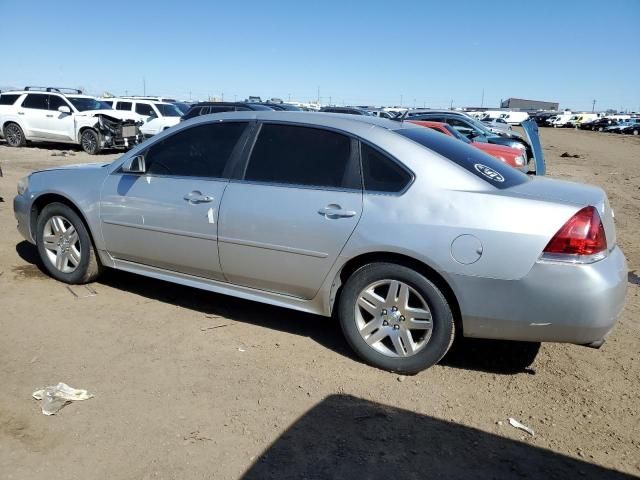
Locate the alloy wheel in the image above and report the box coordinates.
[42,215,81,273]
[5,124,23,146]
[355,279,433,358]
[81,131,97,154]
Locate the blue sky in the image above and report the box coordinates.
[1,0,638,111]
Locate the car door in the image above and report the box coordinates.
[47,95,75,141]
[218,123,363,299]
[136,102,161,136]
[19,93,52,138]
[100,121,250,280]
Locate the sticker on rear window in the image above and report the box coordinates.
[474,164,504,182]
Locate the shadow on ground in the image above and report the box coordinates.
[17,240,540,375]
[629,271,640,286]
[241,394,634,480]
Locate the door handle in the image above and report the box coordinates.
[18,112,24,115]
[184,190,214,204]
[46,114,54,117]
[318,204,357,219]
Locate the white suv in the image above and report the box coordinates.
[100,98,182,137]
[0,87,142,154]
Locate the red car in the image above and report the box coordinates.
[408,120,527,171]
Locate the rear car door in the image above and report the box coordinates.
[19,94,52,138]
[218,123,362,299]
[100,121,250,280]
[136,102,161,136]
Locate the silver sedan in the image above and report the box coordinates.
[13,112,627,373]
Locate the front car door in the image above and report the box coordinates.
[100,121,250,280]
[218,122,363,299]
[135,102,161,136]
[47,95,75,141]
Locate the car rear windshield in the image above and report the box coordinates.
[396,127,528,189]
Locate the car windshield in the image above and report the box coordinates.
[155,103,183,117]
[68,97,113,111]
[396,127,528,189]
[172,102,191,114]
[442,124,471,143]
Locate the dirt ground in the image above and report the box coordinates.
[0,128,638,480]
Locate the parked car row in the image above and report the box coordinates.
[528,110,639,134]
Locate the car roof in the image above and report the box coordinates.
[107,98,173,105]
[185,110,417,134]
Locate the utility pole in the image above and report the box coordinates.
[592,99,596,113]
[413,98,416,108]
[288,93,291,101]
[329,96,332,105]
[481,88,485,108]
[450,99,453,109]
[317,86,320,105]
[143,77,146,96]
[124,89,128,96]
[400,94,403,107]
[189,90,192,101]
[221,92,224,101]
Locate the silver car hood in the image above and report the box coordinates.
[32,162,110,175]
[521,119,545,175]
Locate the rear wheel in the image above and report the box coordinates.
[339,263,455,374]
[4,122,26,147]
[36,203,102,284]
[633,129,639,136]
[80,129,102,155]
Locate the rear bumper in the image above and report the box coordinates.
[452,246,628,345]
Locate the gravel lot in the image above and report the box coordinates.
[0,128,638,479]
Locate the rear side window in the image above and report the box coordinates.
[116,102,132,111]
[0,94,20,105]
[397,127,528,189]
[145,122,247,178]
[22,94,49,110]
[102,101,113,107]
[135,103,154,116]
[361,143,412,193]
[245,124,355,189]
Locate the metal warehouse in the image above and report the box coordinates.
[500,97,559,111]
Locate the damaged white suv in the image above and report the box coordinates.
[0,87,143,154]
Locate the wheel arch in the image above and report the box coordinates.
[77,125,99,143]
[331,251,462,335]
[30,193,97,247]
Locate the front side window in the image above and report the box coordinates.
[49,95,72,111]
[0,94,20,105]
[135,103,155,116]
[22,94,50,110]
[144,122,247,178]
[116,102,132,111]
[361,143,412,193]
[244,124,354,189]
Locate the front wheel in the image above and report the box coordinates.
[36,202,102,284]
[338,263,455,374]
[80,129,102,155]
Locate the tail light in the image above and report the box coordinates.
[542,206,607,263]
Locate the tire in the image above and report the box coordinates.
[338,263,455,374]
[3,122,26,147]
[598,127,604,132]
[633,129,639,136]
[36,202,102,284]
[80,129,102,155]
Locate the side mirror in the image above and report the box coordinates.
[121,154,146,174]
[58,106,71,114]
